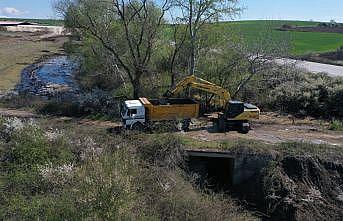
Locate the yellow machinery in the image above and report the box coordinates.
[164,75,260,133]
[164,75,231,108]
[139,97,199,122]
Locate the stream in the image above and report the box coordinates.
[16,55,79,97]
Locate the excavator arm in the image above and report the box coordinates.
[164,75,231,108]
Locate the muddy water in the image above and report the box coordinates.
[16,56,79,97]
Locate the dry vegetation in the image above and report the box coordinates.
[0,117,255,220]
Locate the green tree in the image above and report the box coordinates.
[171,0,241,76]
[55,0,170,98]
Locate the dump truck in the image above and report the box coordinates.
[121,97,199,130]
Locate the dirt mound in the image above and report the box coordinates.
[263,156,343,221]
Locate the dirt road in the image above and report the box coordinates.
[184,113,343,147]
[1,108,342,146]
[277,58,343,77]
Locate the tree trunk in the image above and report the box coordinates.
[171,72,176,88]
[189,36,196,76]
[132,77,141,99]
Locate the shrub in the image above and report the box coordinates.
[329,120,343,131]
[39,100,85,117]
[0,118,74,192]
[38,89,121,119]
[0,120,254,220]
[268,73,343,118]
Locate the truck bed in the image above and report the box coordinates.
[139,97,200,121]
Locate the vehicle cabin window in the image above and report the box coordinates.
[128,109,137,117]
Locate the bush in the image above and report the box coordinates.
[268,73,343,118]
[39,100,85,117]
[37,89,121,118]
[1,118,74,184]
[0,119,254,220]
[329,120,343,131]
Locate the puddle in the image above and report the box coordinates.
[16,56,79,97]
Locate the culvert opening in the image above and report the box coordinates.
[187,152,235,191]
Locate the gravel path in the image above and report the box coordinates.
[277,58,343,77]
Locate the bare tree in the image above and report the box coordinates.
[167,14,189,87]
[55,0,170,98]
[171,0,241,76]
[228,24,292,98]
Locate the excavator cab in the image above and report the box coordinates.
[227,101,245,118]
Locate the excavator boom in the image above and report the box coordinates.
[164,75,231,108]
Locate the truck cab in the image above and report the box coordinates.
[121,100,146,129]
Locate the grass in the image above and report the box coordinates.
[214,20,343,55]
[292,31,343,55]
[0,31,66,92]
[165,20,343,56]
[0,117,255,220]
[1,19,341,93]
[329,120,343,131]
[179,134,343,160]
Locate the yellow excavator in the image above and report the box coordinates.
[164,75,260,133]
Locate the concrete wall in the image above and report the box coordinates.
[231,154,272,185]
[186,150,274,188]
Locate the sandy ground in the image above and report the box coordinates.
[183,112,343,147]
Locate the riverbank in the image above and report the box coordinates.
[16,55,79,97]
[0,30,67,92]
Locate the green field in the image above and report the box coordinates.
[214,20,343,55]
[164,20,343,56]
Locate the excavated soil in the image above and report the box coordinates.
[234,155,343,221]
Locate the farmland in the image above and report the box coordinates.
[210,20,343,55]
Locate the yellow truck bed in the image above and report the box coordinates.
[139,97,199,121]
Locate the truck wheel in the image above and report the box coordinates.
[132,123,144,131]
[181,119,191,132]
[239,123,250,134]
[217,115,226,132]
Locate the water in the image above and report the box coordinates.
[17,56,79,97]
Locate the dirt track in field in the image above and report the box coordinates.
[0,108,342,146]
[183,112,343,147]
